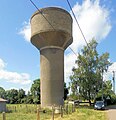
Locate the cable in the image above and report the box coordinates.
[69,47,78,57]
[29,0,78,57]
[66,0,89,49]
[30,0,55,30]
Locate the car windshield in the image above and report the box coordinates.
[95,101,104,106]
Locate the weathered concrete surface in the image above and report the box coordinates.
[40,48,64,107]
[31,7,73,50]
[106,105,116,120]
[31,7,73,108]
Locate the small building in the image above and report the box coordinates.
[0,98,7,112]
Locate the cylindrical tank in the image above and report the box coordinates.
[31,7,73,108]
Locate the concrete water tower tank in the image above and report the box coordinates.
[31,7,73,108]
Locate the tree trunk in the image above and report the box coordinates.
[88,90,91,106]
[89,99,91,106]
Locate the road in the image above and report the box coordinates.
[106,105,116,120]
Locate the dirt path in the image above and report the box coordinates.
[106,105,116,120]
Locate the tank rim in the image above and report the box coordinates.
[31,7,72,20]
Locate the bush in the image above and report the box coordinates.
[110,94,116,105]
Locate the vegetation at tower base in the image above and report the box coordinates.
[30,79,40,104]
[64,82,69,100]
[69,39,111,106]
[0,79,69,104]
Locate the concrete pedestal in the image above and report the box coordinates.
[40,47,64,107]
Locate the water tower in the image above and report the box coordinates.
[31,7,73,108]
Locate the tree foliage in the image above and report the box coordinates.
[0,87,5,98]
[30,79,40,104]
[64,82,69,100]
[5,89,18,104]
[0,78,69,104]
[70,39,111,105]
[18,89,26,103]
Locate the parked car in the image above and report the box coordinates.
[94,101,105,110]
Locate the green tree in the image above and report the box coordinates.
[18,89,26,103]
[6,89,18,104]
[25,91,33,104]
[70,39,111,105]
[96,80,115,105]
[0,87,5,98]
[30,79,40,104]
[103,80,113,95]
[64,82,69,100]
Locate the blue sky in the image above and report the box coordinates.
[0,0,116,93]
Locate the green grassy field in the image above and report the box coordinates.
[0,104,51,120]
[56,107,107,120]
[0,104,107,120]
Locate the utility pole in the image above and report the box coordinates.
[112,71,115,93]
[102,68,104,101]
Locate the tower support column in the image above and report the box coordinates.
[40,47,64,108]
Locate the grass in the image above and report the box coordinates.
[0,104,107,120]
[0,104,51,120]
[56,107,107,120]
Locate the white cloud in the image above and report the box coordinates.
[103,62,116,93]
[64,52,77,82]
[70,0,111,51]
[65,0,112,83]
[104,62,116,81]
[0,58,31,85]
[19,21,31,42]
[19,0,112,84]
[108,62,116,71]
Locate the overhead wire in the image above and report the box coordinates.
[66,0,90,49]
[69,47,78,57]
[30,0,55,30]
[29,0,78,57]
